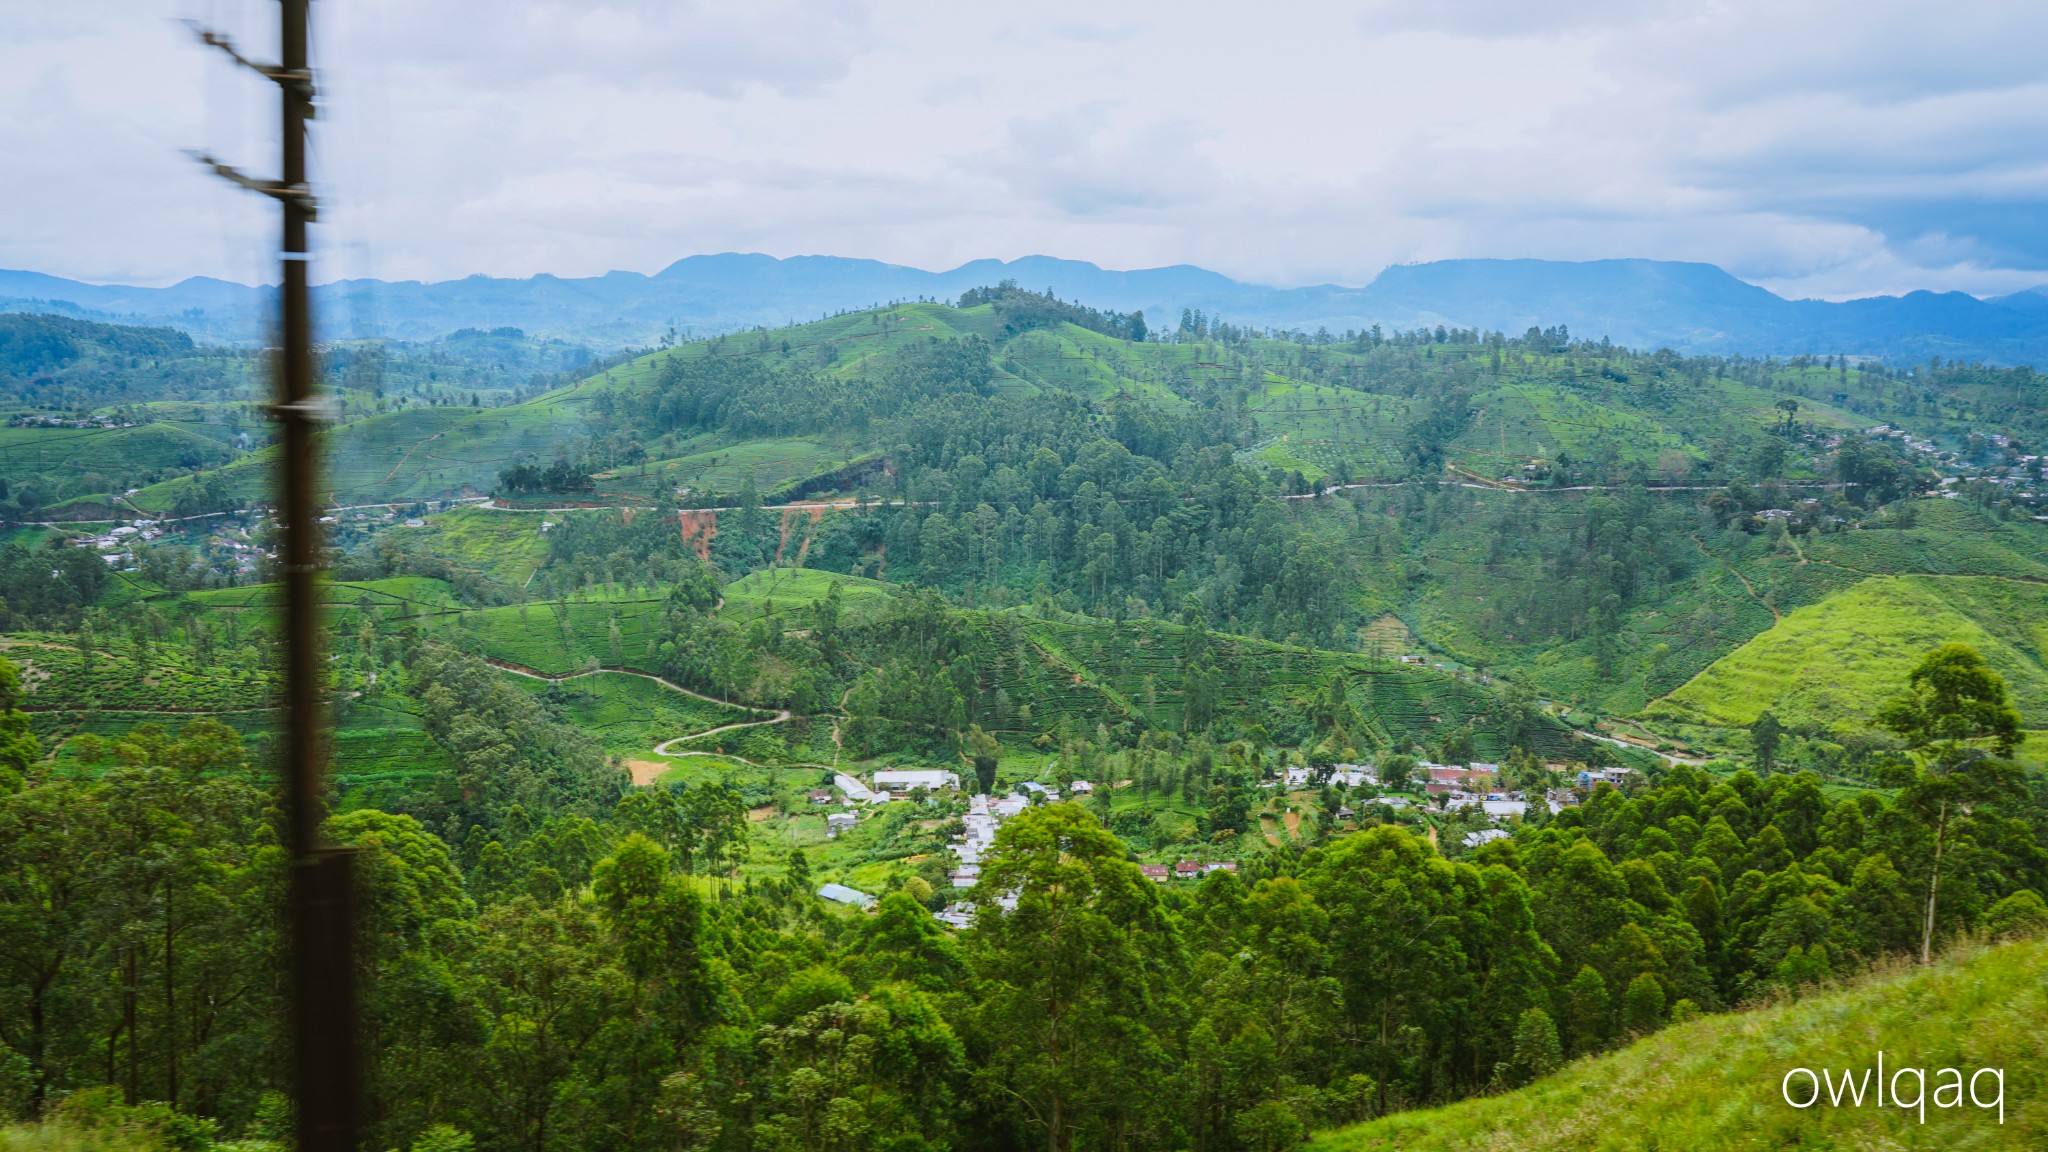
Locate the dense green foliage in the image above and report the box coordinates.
[1309,936,2048,1150]
[6,293,2048,1148]
[5,638,2044,1149]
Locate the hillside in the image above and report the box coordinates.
[22,292,2048,773]
[1652,575,2048,734]
[13,255,2048,360]
[1309,937,2046,1150]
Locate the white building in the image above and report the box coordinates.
[817,883,874,908]
[825,811,858,838]
[873,769,960,792]
[834,773,878,803]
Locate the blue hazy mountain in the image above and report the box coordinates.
[5,254,2047,363]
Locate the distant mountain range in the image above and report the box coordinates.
[7,254,2048,363]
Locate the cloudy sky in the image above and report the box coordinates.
[5,0,2046,299]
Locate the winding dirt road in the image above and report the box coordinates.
[479,656,815,783]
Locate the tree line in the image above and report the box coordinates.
[5,645,2044,1151]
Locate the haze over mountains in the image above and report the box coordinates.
[7,254,2048,363]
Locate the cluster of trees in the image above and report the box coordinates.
[497,459,594,496]
[0,539,109,630]
[624,336,994,442]
[0,314,214,409]
[958,282,1149,342]
[7,645,2043,1151]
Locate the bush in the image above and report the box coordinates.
[45,1089,220,1152]
[1984,889,2048,940]
[1506,1006,1562,1086]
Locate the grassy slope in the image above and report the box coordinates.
[126,385,597,512]
[1651,575,2048,730]
[1310,937,2047,1151]
[391,505,552,587]
[0,422,238,479]
[508,672,761,758]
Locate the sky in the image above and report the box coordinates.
[4,0,2046,300]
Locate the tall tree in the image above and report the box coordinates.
[1876,644,2026,963]
[1306,825,1465,1117]
[967,803,1178,1152]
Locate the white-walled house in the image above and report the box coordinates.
[873,769,960,792]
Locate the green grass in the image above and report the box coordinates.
[507,670,761,758]
[0,421,238,479]
[393,505,552,586]
[717,566,896,627]
[1650,576,2048,731]
[452,594,668,675]
[955,610,1580,760]
[330,702,459,810]
[616,437,867,498]
[1309,936,2048,1151]
[128,389,600,512]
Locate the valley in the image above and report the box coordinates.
[4,286,2047,1150]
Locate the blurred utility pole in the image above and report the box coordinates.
[190,4,357,1151]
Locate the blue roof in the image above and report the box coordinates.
[816,883,874,908]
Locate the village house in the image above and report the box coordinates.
[1427,765,1499,788]
[825,811,858,838]
[806,788,835,805]
[816,883,874,909]
[835,772,879,803]
[872,768,960,793]
[1140,864,1170,883]
[1173,861,1204,879]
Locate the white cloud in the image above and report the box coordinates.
[0,0,2043,299]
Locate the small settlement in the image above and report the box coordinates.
[807,750,1640,927]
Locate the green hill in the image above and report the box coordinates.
[1649,575,2048,732]
[1310,937,2046,1151]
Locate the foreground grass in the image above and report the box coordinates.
[1310,938,2046,1151]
